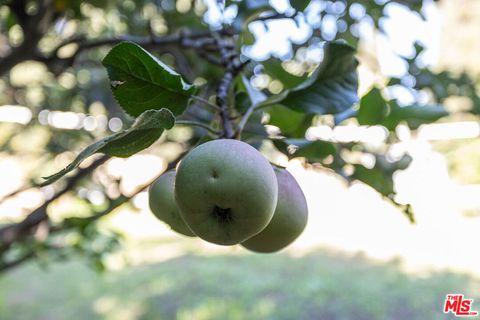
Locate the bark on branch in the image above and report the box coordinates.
[214,34,249,138]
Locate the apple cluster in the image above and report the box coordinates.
[148,139,308,253]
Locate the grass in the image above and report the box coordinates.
[0,248,478,320]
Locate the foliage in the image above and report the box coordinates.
[259,41,359,116]
[358,87,448,130]
[41,109,175,185]
[103,42,197,117]
[0,0,479,271]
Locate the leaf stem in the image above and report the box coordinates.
[190,95,221,112]
[235,100,274,137]
[236,104,258,137]
[176,120,220,135]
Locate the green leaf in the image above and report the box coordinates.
[234,91,251,113]
[162,7,206,32]
[92,257,106,272]
[102,42,196,117]
[357,87,388,125]
[262,59,307,89]
[273,139,336,162]
[63,217,92,232]
[289,0,311,11]
[54,0,109,16]
[231,0,272,31]
[266,105,313,138]
[356,87,448,129]
[100,109,174,157]
[387,78,402,86]
[239,25,256,46]
[259,41,359,115]
[351,154,412,197]
[384,101,448,130]
[41,109,175,186]
[352,164,394,196]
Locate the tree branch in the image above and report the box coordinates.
[0,250,35,273]
[0,155,110,251]
[250,11,299,23]
[0,0,57,76]
[196,49,224,66]
[40,31,225,75]
[0,152,186,273]
[213,34,249,138]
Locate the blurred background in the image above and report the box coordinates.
[1,0,480,319]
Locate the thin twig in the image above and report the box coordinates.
[38,31,224,75]
[197,49,223,66]
[49,31,212,58]
[81,154,184,224]
[0,152,186,272]
[176,120,220,135]
[0,250,35,273]
[0,185,34,203]
[250,11,299,23]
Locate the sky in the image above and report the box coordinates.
[202,0,441,104]
[204,0,440,67]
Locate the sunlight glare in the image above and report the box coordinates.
[0,105,32,124]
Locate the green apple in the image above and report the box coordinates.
[174,139,278,245]
[148,170,196,237]
[242,168,308,253]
